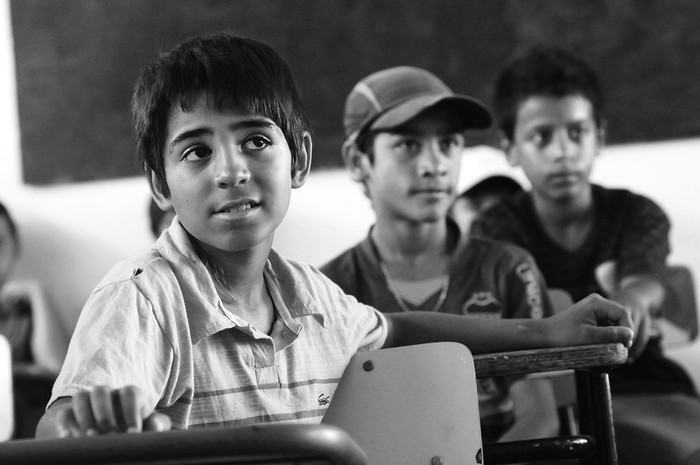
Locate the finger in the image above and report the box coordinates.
[72,391,99,436]
[116,386,143,433]
[143,412,172,432]
[55,405,84,438]
[90,386,119,434]
[616,306,634,332]
[591,297,634,330]
[587,325,635,346]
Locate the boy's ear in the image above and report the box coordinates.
[497,131,519,167]
[341,139,371,183]
[148,170,173,211]
[597,120,607,149]
[291,131,313,188]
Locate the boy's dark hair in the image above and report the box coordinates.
[132,32,310,197]
[460,176,523,203]
[493,45,605,142]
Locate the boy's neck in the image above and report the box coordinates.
[532,187,595,252]
[371,218,455,280]
[193,236,272,305]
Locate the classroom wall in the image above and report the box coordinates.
[9,0,700,185]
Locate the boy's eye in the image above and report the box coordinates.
[530,129,553,148]
[243,135,272,151]
[182,144,212,162]
[567,125,588,143]
[396,139,421,153]
[439,135,464,154]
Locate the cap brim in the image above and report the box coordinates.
[369,94,492,133]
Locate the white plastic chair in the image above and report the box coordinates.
[0,335,13,441]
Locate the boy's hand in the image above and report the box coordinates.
[52,386,171,438]
[546,294,635,347]
[609,289,652,362]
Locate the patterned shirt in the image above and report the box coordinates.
[471,185,670,302]
[320,222,553,442]
[49,220,388,429]
[471,185,695,395]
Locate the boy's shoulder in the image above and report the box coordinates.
[319,242,363,278]
[91,244,172,293]
[592,183,650,201]
[591,184,668,216]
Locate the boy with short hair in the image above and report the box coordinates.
[471,45,700,464]
[36,34,633,439]
[321,66,557,443]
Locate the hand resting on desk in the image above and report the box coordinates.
[36,385,171,438]
[544,293,635,347]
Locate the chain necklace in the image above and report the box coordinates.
[370,232,450,313]
[378,260,450,313]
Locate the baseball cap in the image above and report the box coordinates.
[457,145,526,196]
[343,66,492,143]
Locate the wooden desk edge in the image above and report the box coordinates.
[473,343,628,378]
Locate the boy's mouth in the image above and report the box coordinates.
[410,186,452,196]
[216,200,259,214]
[549,170,582,185]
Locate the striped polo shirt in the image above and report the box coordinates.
[49,220,388,429]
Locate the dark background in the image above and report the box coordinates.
[11,0,700,185]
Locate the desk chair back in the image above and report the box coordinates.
[322,342,483,465]
[0,335,12,441]
[660,264,699,347]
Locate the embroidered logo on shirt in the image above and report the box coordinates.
[318,393,330,406]
[461,291,501,316]
[516,263,544,319]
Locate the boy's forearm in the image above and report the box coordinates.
[383,312,552,354]
[615,275,665,317]
[382,294,634,352]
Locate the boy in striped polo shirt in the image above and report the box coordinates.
[37,33,633,438]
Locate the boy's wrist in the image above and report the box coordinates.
[514,318,555,350]
[536,317,558,348]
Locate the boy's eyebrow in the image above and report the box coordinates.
[229,118,278,132]
[168,128,211,151]
[387,128,463,136]
[167,118,278,152]
[527,118,595,129]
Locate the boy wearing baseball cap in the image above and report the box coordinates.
[321,66,560,443]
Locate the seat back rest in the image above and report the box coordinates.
[660,264,699,347]
[322,342,484,465]
[0,335,13,441]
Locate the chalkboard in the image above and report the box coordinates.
[11,0,700,185]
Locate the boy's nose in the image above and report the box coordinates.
[553,131,578,160]
[215,148,251,187]
[417,144,448,177]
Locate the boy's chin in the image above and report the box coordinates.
[406,210,448,224]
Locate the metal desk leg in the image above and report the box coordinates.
[575,370,618,465]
